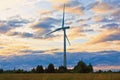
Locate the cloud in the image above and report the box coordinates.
[53,0,84,15]
[20,50,46,54]
[111,8,120,21]
[49,0,69,4]
[85,1,99,10]
[89,4,120,23]
[30,17,60,38]
[8,32,33,38]
[76,18,91,24]
[101,23,119,29]
[20,48,61,55]
[8,15,29,26]
[94,65,120,71]
[21,32,33,38]
[0,16,29,33]
[0,35,33,56]
[0,21,9,33]
[39,9,54,16]
[0,45,30,56]
[92,15,105,22]
[92,15,117,23]
[103,0,120,7]
[91,3,112,14]
[88,27,120,44]
[67,27,86,40]
[88,0,120,19]
[31,17,59,29]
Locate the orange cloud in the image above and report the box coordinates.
[39,9,53,16]
[92,15,104,22]
[94,65,120,71]
[68,40,120,53]
[49,0,70,4]
[88,28,120,44]
[67,27,85,40]
[54,5,84,15]
[0,35,34,56]
[92,3,112,14]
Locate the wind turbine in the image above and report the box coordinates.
[46,4,70,68]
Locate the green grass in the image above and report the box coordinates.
[0,73,119,80]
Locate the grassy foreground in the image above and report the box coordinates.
[0,73,120,80]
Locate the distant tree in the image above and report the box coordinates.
[0,69,3,73]
[87,63,93,73]
[44,68,48,73]
[31,68,36,73]
[47,63,55,73]
[15,69,24,73]
[36,65,44,73]
[74,61,88,73]
[107,70,112,73]
[96,70,103,73]
[58,66,67,73]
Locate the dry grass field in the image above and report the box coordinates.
[0,73,120,80]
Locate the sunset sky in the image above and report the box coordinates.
[0,0,120,70]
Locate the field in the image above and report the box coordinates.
[0,73,120,80]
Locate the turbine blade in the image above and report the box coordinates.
[46,28,63,35]
[62,4,65,28]
[65,32,71,46]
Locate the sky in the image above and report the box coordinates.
[0,0,120,71]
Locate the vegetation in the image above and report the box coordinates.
[0,69,3,73]
[74,61,93,73]
[0,73,120,80]
[0,61,119,80]
[0,60,119,73]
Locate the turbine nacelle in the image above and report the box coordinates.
[62,26,70,30]
[46,26,70,35]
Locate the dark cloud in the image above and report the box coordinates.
[65,0,82,7]
[6,32,20,36]
[33,17,59,29]
[7,18,29,27]
[112,9,120,21]
[21,33,33,38]
[102,0,120,21]
[30,17,60,38]
[55,0,85,15]
[99,17,116,22]
[0,17,29,33]
[0,50,120,70]
[85,0,120,11]
[101,23,119,29]
[21,50,46,54]
[8,15,29,27]
[102,32,120,42]
[21,49,60,54]
[103,0,120,7]
[0,47,4,49]
[0,23,9,33]
[76,18,91,23]
[85,1,99,10]
[89,23,120,44]
[80,29,94,32]
[7,31,34,38]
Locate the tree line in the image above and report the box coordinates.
[0,61,93,73]
[0,60,119,73]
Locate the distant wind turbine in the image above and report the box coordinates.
[46,4,70,68]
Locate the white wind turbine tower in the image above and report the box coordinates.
[46,4,70,68]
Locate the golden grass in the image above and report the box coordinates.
[0,73,120,80]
